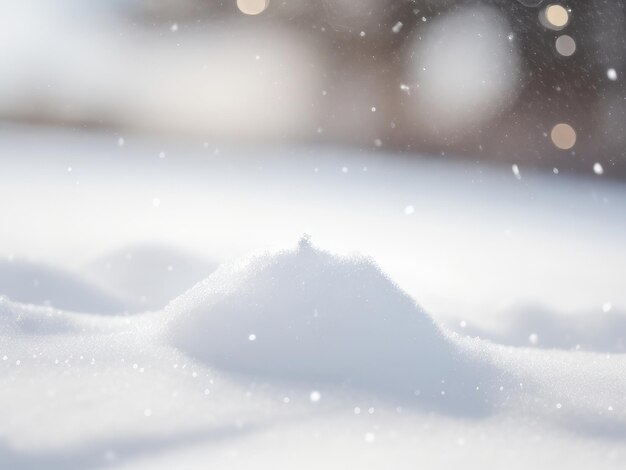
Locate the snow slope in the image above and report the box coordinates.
[0,258,128,314]
[449,305,626,353]
[83,244,218,311]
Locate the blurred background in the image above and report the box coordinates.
[1,0,625,328]
[1,0,624,178]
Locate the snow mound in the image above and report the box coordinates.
[165,239,494,413]
[0,258,128,314]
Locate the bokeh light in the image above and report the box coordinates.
[550,123,577,150]
[607,68,618,81]
[593,162,604,175]
[236,0,269,16]
[542,4,570,30]
[555,35,576,57]
[406,6,520,139]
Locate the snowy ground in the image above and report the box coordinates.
[1,125,625,468]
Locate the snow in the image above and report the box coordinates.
[0,258,127,314]
[1,241,626,468]
[0,126,625,468]
[163,240,495,414]
[448,305,626,353]
[82,244,218,311]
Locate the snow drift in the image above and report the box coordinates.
[454,305,626,353]
[165,238,496,413]
[0,296,80,336]
[83,244,218,311]
[0,258,127,314]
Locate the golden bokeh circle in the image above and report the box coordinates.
[551,123,576,150]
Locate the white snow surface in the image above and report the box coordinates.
[164,239,493,414]
[82,244,218,311]
[0,126,625,468]
[1,241,626,469]
[0,258,127,314]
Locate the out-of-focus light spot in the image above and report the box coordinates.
[392,21,403,34]
[309,390,321,402]
[550,123,576,150]
[602,302,612,312]
[404,205,415,215]
[407,6,520,138]
[236,0,269,16]
[593,162,604,175]
[528,333,539,345]
[542,4,569,30]
[555,35,576,56]
[607,68,618,81]
[511,164,521,180]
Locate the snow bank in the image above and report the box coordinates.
[0,258,127,314]
[83,244,218,311]
[165,238,496,414]
[0,296,77,335]
[454,306,626,353]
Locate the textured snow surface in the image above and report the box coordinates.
[1,242,625,469]
[0,127,625,468]
[165,239,495,415]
